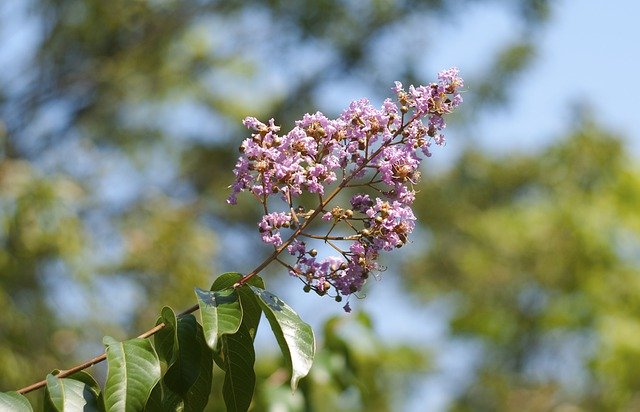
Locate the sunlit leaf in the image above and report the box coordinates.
[103,336,161,412]
[0,392,33,412]
[195,287,242,350]
[45,372,101,412]
[208,273,263,411]
[249,286,315,390]
[211,273,264,342]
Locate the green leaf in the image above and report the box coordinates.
[183,321,213,412]
[211,273,264,342]
[103,336,161,412]
[153,315,213,412]
[209,272,244,290]
[163,314,201,397]
[195,287,242,350]
[208,273,263,411]
[0,392,33,412]
[45,373,101,412]
[154,306,179,370]
[143,383,162,412]
[249,286,315,391]
[66,371,101,395]
[219,324,256,412]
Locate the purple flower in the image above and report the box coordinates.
[259,212,292,247]
[228,69,464,309]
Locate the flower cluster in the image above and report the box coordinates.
[229,68,463,310]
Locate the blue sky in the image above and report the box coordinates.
[338,1,640,408]
[435,0,640,155]
[2,0,638,409]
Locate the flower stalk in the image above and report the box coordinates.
[229,68,464,310]
[15,68,463,394]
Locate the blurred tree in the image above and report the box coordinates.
[407,121,640,411]
[0,0,552,408]
[209,312,429,412]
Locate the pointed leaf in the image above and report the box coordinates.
[235,285,263,342]
[45,373,101,412]
[211,273,264,342]
[219,324,255,412]
[153,315,213,412]
[143,383,162,412]
[153,306,179,369]
[195,287,242,350]
[183,321,213,412]
[0,392,33,412]
[66,371,101,395]
[249,286,315,390]
[103,337,161,412]
[163,314,201,397]
[209,272,245,290]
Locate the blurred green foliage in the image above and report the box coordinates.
[14,0,640,411]
[408,123,640,410]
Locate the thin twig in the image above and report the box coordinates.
[16,112,419,395]
[17,304,200,394]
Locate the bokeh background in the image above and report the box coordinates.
[2,0,640,410]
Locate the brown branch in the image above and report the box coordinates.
[17,303,200,394]
[16,112,420,395]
